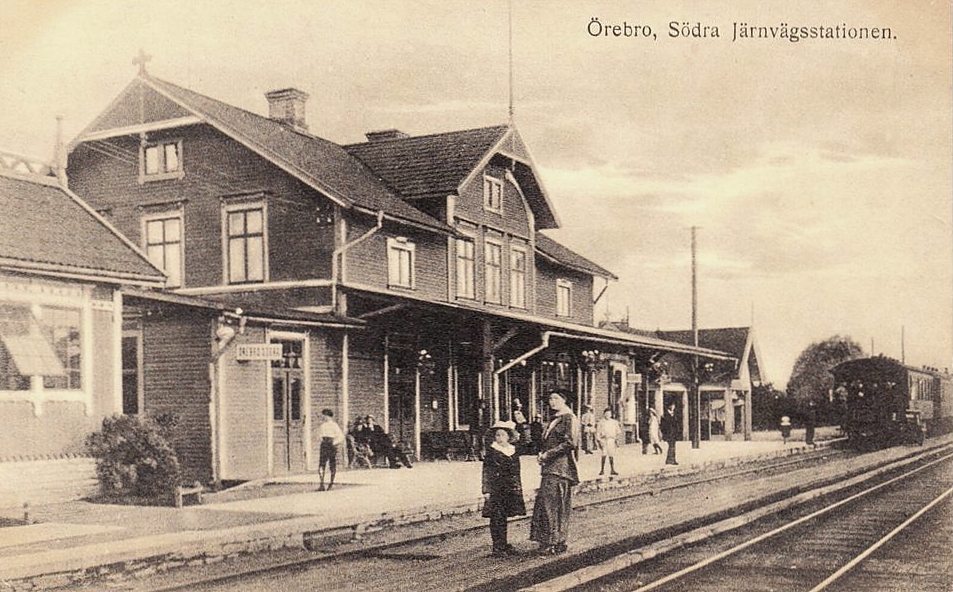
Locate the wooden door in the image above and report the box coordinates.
[271,340,306,475]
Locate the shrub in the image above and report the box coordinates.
[86,414,181,500]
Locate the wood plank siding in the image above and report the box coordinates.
[141,308,213,483]
[67,124,336,289]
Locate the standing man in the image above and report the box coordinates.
[580,406,596,454]
[804,400,817,447]
[660,402,679,466]
[529,392,579,555]
[317,409,345,491]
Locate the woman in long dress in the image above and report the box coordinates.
[482,420,526,556]
[648,408,663,454]
[529,392,579,555]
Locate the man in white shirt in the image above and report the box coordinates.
[317,408,345,491]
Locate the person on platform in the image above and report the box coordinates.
[596,407,622,476]
[364,415,387,462]
[530,415,544,454]
[660,402,679,466]
[512,400,530,454]
[780,415,792,445]
[481,420,526,556]
[317,409,345,491]
[804,401,817,447]
[529,392,579,555]
[648,408,664,454]
[580,405,596,454]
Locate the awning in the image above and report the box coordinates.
[0,331,65,377]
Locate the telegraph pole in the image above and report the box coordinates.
[690,227,701,449]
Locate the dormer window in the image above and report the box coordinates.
[483,175,503,213]
[139,139,184,183]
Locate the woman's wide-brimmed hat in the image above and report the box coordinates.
[489,419,518,440]
[780,416,791,426]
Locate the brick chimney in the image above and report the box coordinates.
[265,88,309,133]
[365,129,409,142]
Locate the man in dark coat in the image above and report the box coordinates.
[660,402,679,465]
[529,392,579,555]
[804,400,817,447]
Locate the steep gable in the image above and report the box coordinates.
[346,125,560,229]
[71,74,450,234]
[345,125,508,202]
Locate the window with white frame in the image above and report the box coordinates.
[484,240,502,304]
[225,205,266,284]
[0,302,82,393]
[143,213,183,287]
[556,279,573,317]
[455,237,475,299]
[140,140,183,181]
[387,237,415,289]
[483,175,503,213]
[510,246,527,308]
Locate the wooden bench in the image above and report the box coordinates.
[421,431,476,461]
[174,482,204,508]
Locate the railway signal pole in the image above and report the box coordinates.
[690,226,701,449]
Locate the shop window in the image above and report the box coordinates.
[0,303,82,392]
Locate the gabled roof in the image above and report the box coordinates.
[535,232,617,280]
[76,75,450,233]
[344,125,509,201]
[0,170,165,284]
[345,125,560,229]
[655,327,752,361]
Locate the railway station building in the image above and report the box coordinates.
[603,322,765,441]
[0,156,165,505]
[62,72,734,485]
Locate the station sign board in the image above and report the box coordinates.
[236,343,283,362]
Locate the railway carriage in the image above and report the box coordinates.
[831,356,952,450]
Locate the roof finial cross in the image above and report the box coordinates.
[133,49,152,75]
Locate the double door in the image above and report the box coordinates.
[272,339,306,474]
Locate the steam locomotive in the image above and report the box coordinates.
[831,356,952,450]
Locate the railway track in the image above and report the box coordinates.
[124,446,848,592]
[97,442,950,592]
[553,449,953,592]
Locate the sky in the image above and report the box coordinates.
[1,0,950,386]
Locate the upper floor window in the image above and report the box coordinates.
[510,246,527,309]
[455,238,475,299]
[139,140,183,182]
[143,213,183,287]
[387,237,415,289]
[556,279,573,317]
[484,240,503,304]
[0,302,82,392]
[483,175,503,213]
[225,204,266,284]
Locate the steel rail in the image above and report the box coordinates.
[625,450,953,592]
[807,484,953,592]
